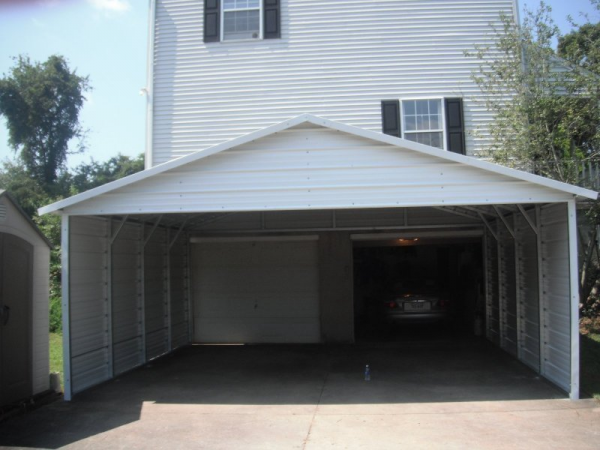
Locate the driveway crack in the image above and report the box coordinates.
[302,361,329,449]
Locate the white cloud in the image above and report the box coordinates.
[88,0,131,13]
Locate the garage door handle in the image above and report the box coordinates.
[0,305,9,326]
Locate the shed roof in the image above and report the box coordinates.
[39,114,597,216]
[1,190,52,248]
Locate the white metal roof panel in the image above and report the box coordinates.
[39,115,597,216]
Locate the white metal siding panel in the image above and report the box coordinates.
[62,126,574,216]
[111,221,144,375]
[498,223,518,356]
[144,226,168,360]
[152,0,516,165]
[192,239,320,343]
[485,228,500,345]
[170,231,189,349]
[69,216,110,394]
[540,203,571,392]
[515,212,540,371]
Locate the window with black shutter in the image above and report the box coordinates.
[204,0,281,43]
[381,97,466,154]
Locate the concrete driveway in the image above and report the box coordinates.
[1,337,599,449]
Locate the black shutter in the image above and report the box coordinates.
[264,0,281,39]
[204,0,220,43]
[381,100,401,137]
[445,98,465,155]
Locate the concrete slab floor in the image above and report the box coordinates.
[0,337,598,449]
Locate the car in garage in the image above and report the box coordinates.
[382,289,450,324]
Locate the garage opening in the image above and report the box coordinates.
[353,233,483,343]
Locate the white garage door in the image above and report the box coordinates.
[191,237,320,343]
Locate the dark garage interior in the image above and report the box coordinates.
[353,237,484,342]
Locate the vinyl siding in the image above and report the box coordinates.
[151,0,516,165]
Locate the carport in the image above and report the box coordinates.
[40,114,597,401]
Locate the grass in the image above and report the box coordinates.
[49,332,63,389]
[580,332,600,400]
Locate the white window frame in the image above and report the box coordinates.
[220,0,263,42]
[400,97,447,151]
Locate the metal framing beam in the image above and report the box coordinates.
[536,205,545,377]
[143,215,163,247]
[166,228,172,351]
[433,206,481,221]
[517,205,538,235]
[493,206,515,239]
[478,212,498,241]
[106,219,114,378]
[169,219,188,250]
[110,215,129,245]
[61,215,72,401]
[139,223,146,364]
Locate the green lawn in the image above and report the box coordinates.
[49,332,63,388]
[580,332,600,400]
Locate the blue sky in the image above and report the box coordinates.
[0,0,598,169]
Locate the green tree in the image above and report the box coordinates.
[469,1,600,315]
[69,153,145,195]
[468,2,600,182]
[0,55,90,191]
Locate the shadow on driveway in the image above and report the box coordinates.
[0,337,578,448]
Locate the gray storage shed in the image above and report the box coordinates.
[0,191,51,408]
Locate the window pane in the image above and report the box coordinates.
[404,115,416,131]
[404,101,415,115]
[405,132,443,149]
[429,99,439,115]
[429,115,440,129]
[416,100,428,115]
[223,10,260,40]
[224,0,260,10]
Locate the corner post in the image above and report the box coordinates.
[567,200,580,400]
[61,214,72,401]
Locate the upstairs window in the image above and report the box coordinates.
[381,98,465,154]
[204,0,281,43]
[401,99,444,149]
[223,0,261,41]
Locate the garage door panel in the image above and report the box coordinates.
[193,239,320,343]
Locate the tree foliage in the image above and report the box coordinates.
[0,153,144,333]
[468,1,600,184]
[469,1,600,316]
[0,55,90,189]
[69,153,145,195]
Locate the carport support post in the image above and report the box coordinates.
[567,200,580,400]
[61,215,72,401]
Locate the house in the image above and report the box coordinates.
[41,0,597,402]
[0,191,51,409]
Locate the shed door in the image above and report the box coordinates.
[192,238,320,343]
[0,233,33,407]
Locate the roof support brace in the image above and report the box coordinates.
[169,219,188,250]
[479,212,498,241]
[463,206,496,217]
[433,206,481,221]
[517,205,538,235]
[143,215,163,247]
[493,206,515,239]
[110,215,129,245]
